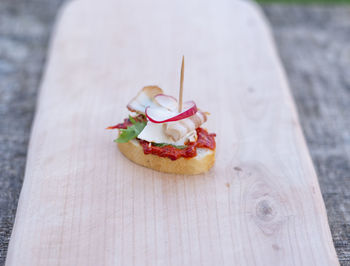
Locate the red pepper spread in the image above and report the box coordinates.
[109,117,216,161]
[107,114,146,130]
[140,127,216,160]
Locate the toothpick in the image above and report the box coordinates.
[178,56,184,112]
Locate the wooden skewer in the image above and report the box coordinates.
[178,55,184,113]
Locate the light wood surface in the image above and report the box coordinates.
[6,0,338,265]
[178,56,184,112]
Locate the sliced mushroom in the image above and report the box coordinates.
[127,85,163,113]
[164,111,207,141]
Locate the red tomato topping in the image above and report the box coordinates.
[195,127,216,150]
[107,115,146,129]
[139,127,216,160]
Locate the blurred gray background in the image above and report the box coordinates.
[0,0,349,265]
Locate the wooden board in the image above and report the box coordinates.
[6,0,339,265]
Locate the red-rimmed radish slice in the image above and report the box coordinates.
[127,86,163,113]
[154,94,178,111]
[145,101,197,123]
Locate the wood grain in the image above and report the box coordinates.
[6,0,339,265]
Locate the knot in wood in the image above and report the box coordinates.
[256,199,276,222]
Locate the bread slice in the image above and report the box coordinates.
[118,139,215,175]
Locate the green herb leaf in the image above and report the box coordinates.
[129,115,136,124]
[114,119,146,143]
[152,143,187,149]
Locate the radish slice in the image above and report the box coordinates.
[154,94,178,111]
[146,101,197,123]
[127,86,163,113]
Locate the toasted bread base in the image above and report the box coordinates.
[118,139,215,175]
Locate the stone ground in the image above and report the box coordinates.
[0,1,349,265]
